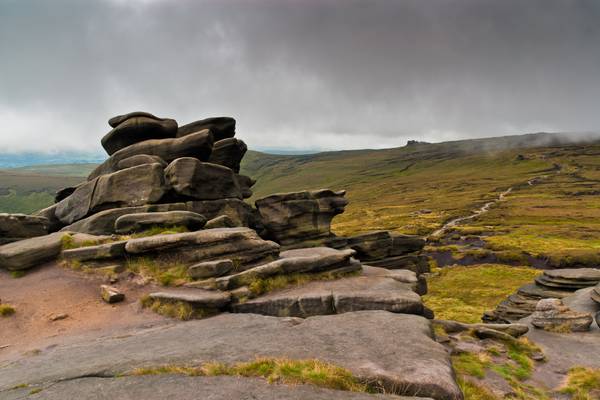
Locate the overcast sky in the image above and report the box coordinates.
[1,0,599,154]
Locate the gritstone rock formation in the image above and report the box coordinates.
[0,112,453,400]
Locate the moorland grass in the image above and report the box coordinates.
[130,358,373,393]
[423,264,540,323]
[559,367,600,400]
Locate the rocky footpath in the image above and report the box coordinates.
[0,112,459,399]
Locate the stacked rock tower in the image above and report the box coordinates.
[37,113,259,235]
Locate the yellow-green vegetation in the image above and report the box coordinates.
[559,367,600,400]
[423,264,540,323]
[9,270,26,278]
[60,234,105,250]
[0,304,16,317]
[248,269,361,296]
[451,334,548,400]
[128,225,190,238]
[130,358,373,393]
[127,257,191,286]
[140,296,214,320]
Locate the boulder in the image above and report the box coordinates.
[56,164,168,225]
[148,289,231,310]
[235,174,255,199]
[165,158,242,200]
[390,234,426,255]
[177,117,235,142]
[60,203,187,235]
[34,203,65,232]
[214,247,358,290]
[591,284,600,304]
[255,189,348,245]
[89,130,213,180]
[125,227,280,269]
[207,138,247,173]
[535,268,600,290]
[62,240,128,263]
[116,154,167,170]
[101,285,125,304]
[187,198,260,229]
[0,213,49,244]
[102,115,178,155]
[0,312,460,400]
[108,111,161,128]
[531,298,593,332]
[347,231,393,261]
[114,211,207,234]
[188,260,234,279]
[55,186,78,203]
[204,215,237,229]
[0,232,66,270]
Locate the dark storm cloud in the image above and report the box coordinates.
[1,0,599,153]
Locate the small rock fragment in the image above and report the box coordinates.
[48,313,69,322]
[101,285,125,304]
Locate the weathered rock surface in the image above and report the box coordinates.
[165,157,242,200]
[535,268,600,290]
[434,320,529,338]
[0,311,461,400]
[149,288,231,310]
[177,116,236,142]
[214,247,358,290]
[34,203,64,232]
[108,111,161,128]
[0,213,48,244]
[347,231,393,261]
[101,285,125,303]
[89,130,213,180]
[116,154,168,170]
[531,298,593,332]
[54,186,78,202]
[366,254,430,275]
[255,189,348,245]
[102,115,178,155]
[232,272,423,318]
[187,198,259,229]
[0,232,66,270]
[114,211,207,234]
[207,138,247,173]
[60,203,188,235]
[187,259,233,279]
[3,375,424,400]
[56,163,168,225]
[235,174,255,199]
[125,227,280,268]
[204,215,237,229]
[591,283,600,304]
[61,240,128,262]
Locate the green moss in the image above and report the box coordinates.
[130,358,373,393]
[457,376,501,400]
[129,225,190,238]
[140,297,214,320]
[0,304,16,316]
[423,264,540,323]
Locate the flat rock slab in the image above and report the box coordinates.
[0,213,48,240]
[232,272,423,318]
[3,375,424,400]
[543,268,600,282]
[114,211,207,234]
[61,240,128,262]
[0,232,66,270]
[0,311,461,400]
[149,288,231,309]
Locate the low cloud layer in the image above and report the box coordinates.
[1,0,599,153]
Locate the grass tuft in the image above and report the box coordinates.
[247,270,361,296]
[0,304,16,317]
[9,270,26,278]
[559,367,600,400]
[127,257,190,286]
[129,358,373,393]
[140,297,213,320]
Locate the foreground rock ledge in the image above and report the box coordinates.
[3,375,427,400]
[0,311,462,400]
